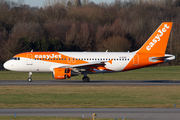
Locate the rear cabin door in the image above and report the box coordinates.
[133,54,139,66]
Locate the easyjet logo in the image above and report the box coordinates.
[34,54,62,59]
[146,24,170,51]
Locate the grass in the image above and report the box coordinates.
[0,117,125,120]
[1,66,180,80]
[0,66,180,109]
[0,85,179,108]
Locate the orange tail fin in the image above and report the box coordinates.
[137,22,173,54]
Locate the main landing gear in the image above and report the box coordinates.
[82,76,90,82]
[27,72,32,82]
[82,72,90,82]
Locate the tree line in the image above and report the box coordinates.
[0,0,180,65]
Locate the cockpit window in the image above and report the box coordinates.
[11,57,15,60]
[11,57,20,60]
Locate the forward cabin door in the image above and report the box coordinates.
[27,54,33,65]
[133,54,139,66]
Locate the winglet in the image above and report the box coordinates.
[137,22,173,54]
[108,59,113,64]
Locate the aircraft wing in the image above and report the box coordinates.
[60,61,104,68]
[59,59,113,73]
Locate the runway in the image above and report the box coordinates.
[0,108,180,120]
[0,80,180,86]
[1,80,179,120]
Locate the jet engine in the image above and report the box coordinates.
[53,68,72,79]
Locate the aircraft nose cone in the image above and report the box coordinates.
[3,61,12,70]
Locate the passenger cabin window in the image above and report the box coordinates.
[11,57,20,60]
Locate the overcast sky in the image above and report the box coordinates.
[12,0,115,7]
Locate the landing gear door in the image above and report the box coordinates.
[27,54,33,65]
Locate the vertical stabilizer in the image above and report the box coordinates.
[137,22,173,54]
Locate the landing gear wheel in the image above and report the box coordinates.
[82,76,90,82]
[27,72,32,82]
[27,78,32,82]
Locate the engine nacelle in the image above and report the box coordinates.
[53,68,72,79]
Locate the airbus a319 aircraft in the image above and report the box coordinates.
[3,22,175,82]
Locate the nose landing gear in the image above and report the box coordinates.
[27,72,32,82]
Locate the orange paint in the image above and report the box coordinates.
[53,68,71,79]
[108,59,113,64]
[15,52,88,65]
[123,53,164,71]
[138,22,173,54]
[123,22,173,71]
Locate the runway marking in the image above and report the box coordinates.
[0,80,180,86]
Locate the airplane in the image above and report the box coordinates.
[3,22,175,82]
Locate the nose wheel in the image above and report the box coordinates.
[27,72,32,82]
[27,78,32,82]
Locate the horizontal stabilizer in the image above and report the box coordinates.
[149,54,175,62]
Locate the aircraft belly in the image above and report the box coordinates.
[105,61,131,71]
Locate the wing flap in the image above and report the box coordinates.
[60,61,104,68]
[57,59,113,73]
[60,59,113,68]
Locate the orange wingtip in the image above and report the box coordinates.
[108,59,113,64]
